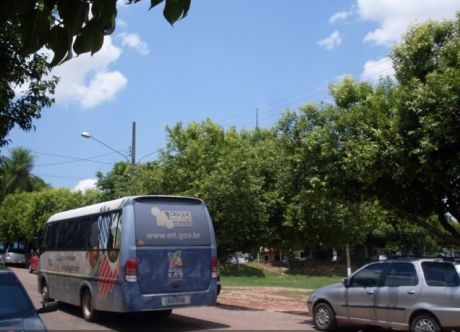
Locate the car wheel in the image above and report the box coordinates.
[81,289,99,322]
[313,302,337,331]
[411,314,440,332]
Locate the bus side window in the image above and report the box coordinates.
[111,212,122,250]
[97,214,113,251]
[45,222,58,250]
[90,218,99,249]
[57,221,72,250]
[79,218,92,250]
[72,218,91,250]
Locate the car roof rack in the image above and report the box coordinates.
[384,254,459,261]
[386,255,434,260]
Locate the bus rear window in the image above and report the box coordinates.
[134,199,211,246]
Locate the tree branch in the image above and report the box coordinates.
[379,198,460,246]
[438,199,460,239]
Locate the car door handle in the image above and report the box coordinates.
[407,290,416,295]
[367,290,374,295]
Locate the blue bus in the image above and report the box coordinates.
[38,196,218,321]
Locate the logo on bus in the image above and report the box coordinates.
[168,251,184,281]
[151,207,193,229]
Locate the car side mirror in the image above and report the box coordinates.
[343,278,350,288]
[37,301,58,314]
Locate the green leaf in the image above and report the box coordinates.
[20,8,51,54]
[91,0,117,35]
[58,0,89,36]
[47,26,68,66]
[149,0,164,10]
[163,0,190,25]
[73,20,104,55]
[181,0,191,18]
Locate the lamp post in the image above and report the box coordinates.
[80,131,133,164]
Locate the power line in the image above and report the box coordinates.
[32,172,89,180]
[33,151,114,167]
[220,58,394,129]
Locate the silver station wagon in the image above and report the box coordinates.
[307,258,460,332]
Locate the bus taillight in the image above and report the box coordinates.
[211,256,218,278]
[125,258,138,282]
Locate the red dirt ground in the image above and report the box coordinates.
[217,287,311,315]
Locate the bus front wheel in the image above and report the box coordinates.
[40,281,53,303]
[81,289,99,322]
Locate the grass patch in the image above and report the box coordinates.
[220,262,343,289]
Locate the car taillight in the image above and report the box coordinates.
[125,258,138,282]
[211,256,219,278]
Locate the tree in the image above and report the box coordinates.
[96,162,137,199]
[0,147,49,200]
[273,107,381,257]
[0,188,103,243]
[0,19,58,148]
[293,14,460,246]
[152,120,272,255]
[387,14,460,243]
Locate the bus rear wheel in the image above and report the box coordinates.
[81,289,99,322]
[152,309,172,319]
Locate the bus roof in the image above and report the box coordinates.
[47,195,203,223]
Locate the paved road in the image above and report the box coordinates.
[12,267,317,331]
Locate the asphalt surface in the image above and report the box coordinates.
[12,267,317,331]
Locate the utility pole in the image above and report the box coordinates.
[131,121,136,165]
[256,107,259,131]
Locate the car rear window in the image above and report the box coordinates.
[134,198,211,246]
[422,262,460,287]
[9,248,25,254]
[0,273,35,318]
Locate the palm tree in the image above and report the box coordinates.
[0,147,47,199]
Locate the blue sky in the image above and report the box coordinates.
[7,0,460,190]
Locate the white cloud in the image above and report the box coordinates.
[330,7,355,24]
[357,0,460,45]
[119,32,150,55]
[51,36,127,109]
[81,71,128,108]
[117,19,128,30]
[361,57,395,83]
[318,31,343,50]
[73,178,97,192]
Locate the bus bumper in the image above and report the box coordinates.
[119,280,218,312]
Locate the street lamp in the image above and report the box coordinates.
[80,131,132,164]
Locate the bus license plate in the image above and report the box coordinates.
[161,295,191,306]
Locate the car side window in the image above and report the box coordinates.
[383,262,418,287]
[350,263,389,287]
[422,262,460,287]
